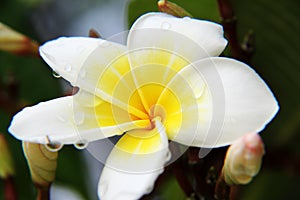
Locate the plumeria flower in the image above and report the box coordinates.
[9,13,278,199]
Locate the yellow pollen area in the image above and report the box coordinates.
[93,50,188,154]
[128,84,182,138]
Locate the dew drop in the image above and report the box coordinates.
[99,181,108,196]
[45,54,56,63]
[77,45,86,54]
[74,112,85,125]
[161,21,171,30]
[166,150,172,161]
[45,142,63,152]
[183,16,191,21]
[57,115,66,123]
[79,70,86,78]
[99,40,110,48]
[74,139,89,150]
[145,185,154,193]
[64,64,72,72]
[52,71,61,78]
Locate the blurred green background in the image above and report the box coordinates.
[0,0,299,199]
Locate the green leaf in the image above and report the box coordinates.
[231,0,300,148]
[158,174,186,199]
[241,169,300,200]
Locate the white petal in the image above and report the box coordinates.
[98,120,170,200]
[40,37,148,119]
[166,57,279,147]
[40,37,100,85]
[127,12,227,67]
[9,95,149,144]
[39,37,127,86]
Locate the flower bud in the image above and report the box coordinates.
[222,133,265,185]
[158,0,193,18]
[22,141,58,187]
[0,22,39,56]
[0,134,15,178]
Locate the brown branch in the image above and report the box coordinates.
[4,176,18,200]
[172,158,195,197]
[214,173,231,200]
[188,147,228,199]
[36,185,50,200]
[217,0,253,64]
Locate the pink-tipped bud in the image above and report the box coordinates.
[158,0,193,18]
[222,133,265,185]
[0,134,15,178]
[0,22,39,56]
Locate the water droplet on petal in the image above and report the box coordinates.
[183,16,191,21]
[99,181,108,196]
[57,115,66,123]
[166,150,172,161]
[52,71,61,78]
[74,139,89,150]
[80,70,86,78]
[64,64,72,72]
[99,41,110,48]
[74,112,85,125]
[45,142,63,152]
[145,185,154,193]
[161,21,171,30]
[77,45,86,54]
[45,54,56,63]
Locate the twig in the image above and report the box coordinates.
[36,185,50,200]
[4,176,17,200]
[217,0,253,64]
[214,172,230,200]
[172,158,195,197]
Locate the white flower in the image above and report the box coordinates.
[8,13,279,200]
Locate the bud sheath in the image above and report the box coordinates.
[0,134,15,178]
[222,133,265,185]
[0,22,39,56]
[22,141,58,187]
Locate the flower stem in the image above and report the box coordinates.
[172,158,195,197]
[4,176,17,200]
[216,0,253,64]
[36,185,50,200]
[214,172,231,200]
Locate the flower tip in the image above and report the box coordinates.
[243,133,264,155]
[157,0,193,18]
[157,0,166,7]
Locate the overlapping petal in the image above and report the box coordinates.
[163,57,279,147]
[127,12,227,69]
[98,119,170,200]
[40,37,149,120]
[39,37,101,85]
[9,95,149,144]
